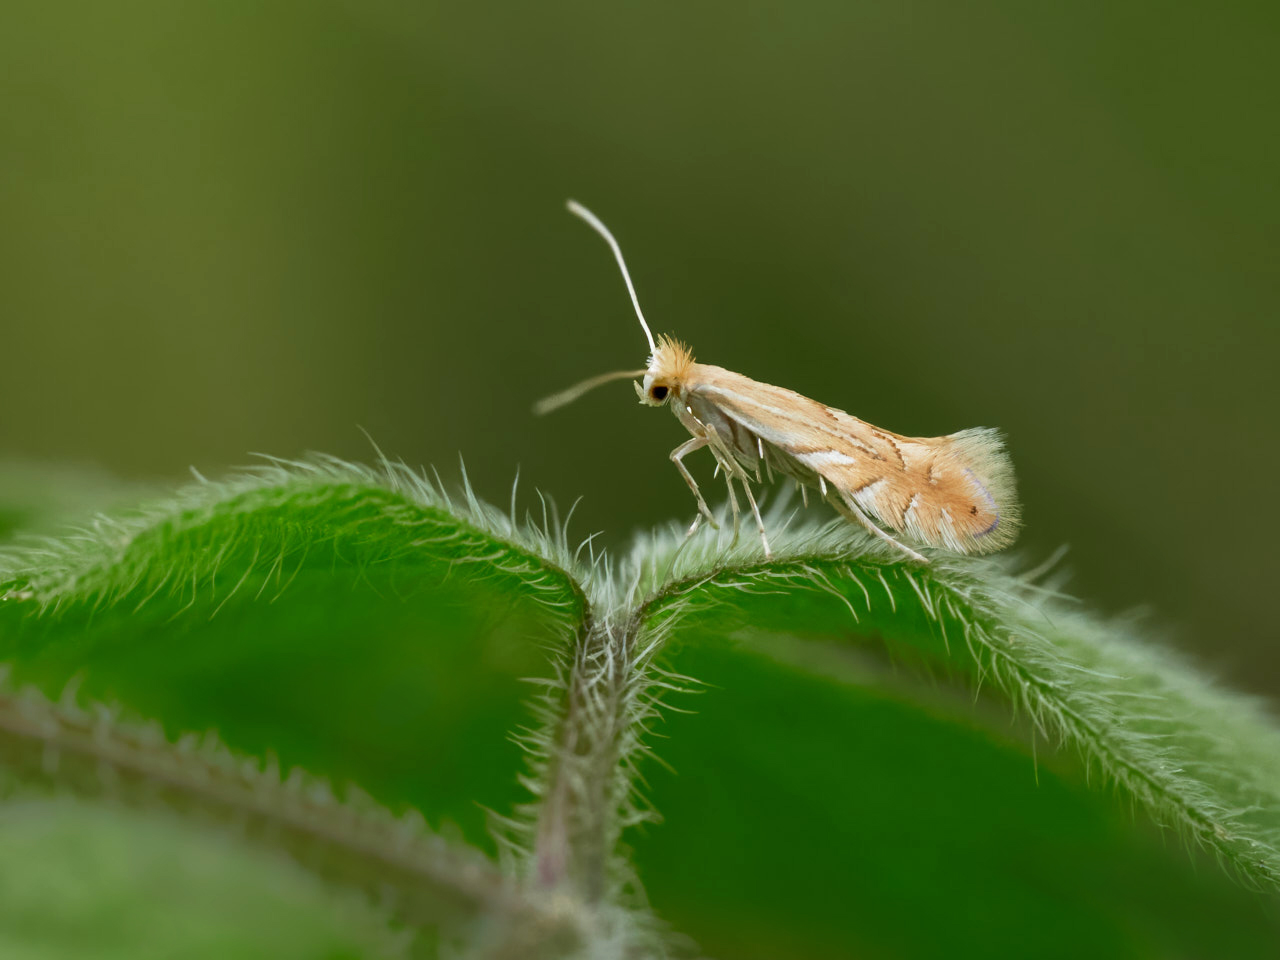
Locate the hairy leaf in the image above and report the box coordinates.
[1,458,1278,958]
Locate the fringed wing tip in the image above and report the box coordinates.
[947,427,1021,553]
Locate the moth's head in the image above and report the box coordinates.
[534,202,696,416]
[637,336,694,407]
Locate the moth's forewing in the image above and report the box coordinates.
[683,364,1018,553]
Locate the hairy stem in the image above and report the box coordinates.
[534,613,632,902]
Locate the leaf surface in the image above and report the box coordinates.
[2,462,1279,958]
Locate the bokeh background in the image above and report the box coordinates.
[2,1,1277,695]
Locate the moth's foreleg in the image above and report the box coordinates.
[739,480,772,559]
[832,493,928,564]
[670,436,719,530]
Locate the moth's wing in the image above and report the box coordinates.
[867,429,1020,553]
[687,363,906,484]
[688,364,1018,553]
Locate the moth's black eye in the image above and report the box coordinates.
[650,385,669,402]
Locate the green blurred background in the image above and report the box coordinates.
[2,0,1277,694]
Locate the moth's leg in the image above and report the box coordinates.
[720,464,742,545]
[701,426,743,543]
[832,494,928,564]
[685,512,703,539]
[739,479,772,558]
[670,435,719,530]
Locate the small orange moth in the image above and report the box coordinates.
[536,200,1020,563]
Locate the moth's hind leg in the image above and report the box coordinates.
[832,493,927,564]
[739,480,772,559]
[670,436,719,531]
[719,462,742,546]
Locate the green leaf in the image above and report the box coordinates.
[0,457,583,857]
[1,458,1278,958]
[641,532,1280,885]
[0,678,555,950]
[621,530,1280,956]
[0,797,408,960]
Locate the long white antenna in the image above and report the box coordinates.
[532,368,648,416]
[566,199,657,354]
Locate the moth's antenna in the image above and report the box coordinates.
[533,368,647,416]
[566,199,657,354]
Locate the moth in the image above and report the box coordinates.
[536,200,1020,563]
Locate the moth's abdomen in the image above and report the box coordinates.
[874,428,1020,554]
